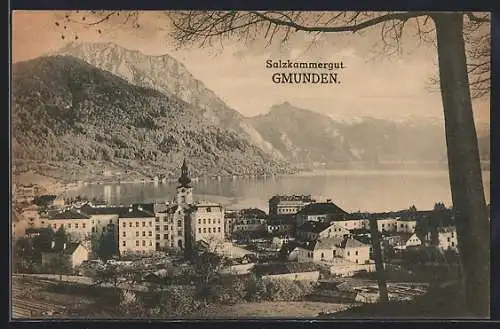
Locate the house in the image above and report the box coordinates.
[396,218,417,233]
[404,233,422,248]
[296,201,348,227]
[254,262,322,281]
[296,221,349,242]
[48,209,93,242]
[313,236,345,262]
[41,241,89,269]
[266,214,296,236]
[232,208,267,232]
[118,207,156,256]
[268,194,315,216]
[374,217,398,232]
[342,237,371,265]
[224,210,238,237]
[437,226,458,252]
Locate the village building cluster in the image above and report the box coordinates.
[12,160,459,278]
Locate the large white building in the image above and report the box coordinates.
[149,159,225,255]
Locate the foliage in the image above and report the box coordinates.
[12,55,292,179]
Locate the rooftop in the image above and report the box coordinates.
[41,241,83,255]
[119,208,156,218]
[50,209,90,220]
[315,237,345,250]
[298,202,348,217]
[269,194,314,203]
[297,221,333,234]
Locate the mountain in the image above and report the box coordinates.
[247,102,490,166]
[52,42,284,160]
[245,102,354,164]
[11,55,292,182]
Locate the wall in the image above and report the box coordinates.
[262,271,320,282]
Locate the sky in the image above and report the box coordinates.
[11,10,490,125]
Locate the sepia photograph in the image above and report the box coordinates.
[10,10,491,320]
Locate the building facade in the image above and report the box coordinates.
[268,195,315,216]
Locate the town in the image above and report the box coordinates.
[12,160,462,318]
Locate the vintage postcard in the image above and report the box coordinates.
[10,10,491,320]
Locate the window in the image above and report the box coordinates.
[149,231,152,237]
[155,234,160,240]
[218,219,221,224]
[122,222,126,228]
[136,222,139,227]
[164,225,167,230]
[177,220,182,227]
[136,231,139,237]
[203,219,206,224]
[149,221,153,227]
[356,259,358,264]
[129,222,132,227]
[92,220,95,225]
[68,223,72,229]
[155,217,159,222]
[207,207,211,212]
[218,227,221,233]
[203,228,206,233]
[82,223,86,229]
[142,231,146,237]
[451,242,455,247]
[155,226,160,231]
[91,227,95,233]
[447,237,451,242]
[321,252,325,258]
[208,219,211,224]
[355,251,358,256]
[75,223,79,228]
[142,240,146,246]
[198,219,201,224]
[149,241,152,246]
[199,228,202,233]
[164,234,168,239]
[142,222,146,227]
[208,228,212,233]
[109,219,113,224]
[347,251,350,256]
[136,240,139,246]
[177,230,183,237]
[123,232,126,237]
[122,241,126,247]
[451,232,454,238]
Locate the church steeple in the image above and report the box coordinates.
[178,158,191,188]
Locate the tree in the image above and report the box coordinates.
[57,10,489,316]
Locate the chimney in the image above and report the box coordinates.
[51,240,55,249]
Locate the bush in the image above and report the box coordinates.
[263,279,314,302]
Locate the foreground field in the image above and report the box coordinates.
[188,301,355,319]
[12,275,354,320]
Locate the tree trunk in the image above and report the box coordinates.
[432,12,490,318]
[369,217,389,302]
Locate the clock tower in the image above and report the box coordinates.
[176,158,193,205]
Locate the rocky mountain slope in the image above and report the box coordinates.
[246,102,490,166]
[11,55,292,181]
[52,42,284,160]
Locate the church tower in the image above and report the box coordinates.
[176,158,193,205]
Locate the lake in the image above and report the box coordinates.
[61,169,491,213]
